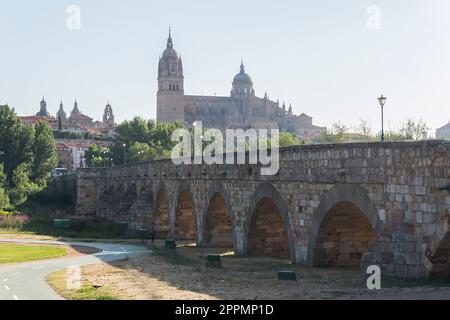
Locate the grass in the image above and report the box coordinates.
[46,269,118,300]
[0,243,68,263]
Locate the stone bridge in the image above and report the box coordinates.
[73,140,450,279]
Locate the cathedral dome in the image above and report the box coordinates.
[162,28,179,59]
[162,47,179,59]
[231,61,254,98]
[233,61,253,84]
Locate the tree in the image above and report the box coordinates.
[128,142,152,163]
[398,119,430,140]
[109,117,183,164]
[357,119,374,141]
[0,164,9,210]
[279,132,302,147]
[0,105,30,182]
[31,121,57,186]
[8,163,38,206]
[0,105,57,207]
[318,122,349,143]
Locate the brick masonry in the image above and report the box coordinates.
[66,140,450,279]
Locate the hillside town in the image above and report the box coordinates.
[19,97,115,173]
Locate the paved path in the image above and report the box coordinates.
[0,238,150,300]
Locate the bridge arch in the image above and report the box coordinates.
[424,209,450,279]
[173,181,197,241]
[307,184,383,267]
[119,183,137,222]
[200,181,235,250]
[153,182,170,238]
[243,183,295,261]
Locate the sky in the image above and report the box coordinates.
[1,0,449,135]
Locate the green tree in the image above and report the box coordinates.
[0,105,57,207]
[279,132,302,147]
[8,163,38,206]
[110,117,183,164]
[318,122,349,143]
[356,119,375,141]
[31,121,57,186]
[0,105,31,182]
[128,142,152,163]
[398,119,430,140]
[0,164,9,210]
[84,144,112,167]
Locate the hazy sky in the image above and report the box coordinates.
[1,0,449,134]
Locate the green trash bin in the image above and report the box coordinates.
[118,221,128,234]
[206,254,222,268]
[278,270,297,281]
[164,239,177,249]
[136,228,149,240]
[53,219,70,228]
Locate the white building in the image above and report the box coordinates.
[436,122,450,139]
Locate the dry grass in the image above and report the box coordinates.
[46,241,450,300]
[46,269,118,300]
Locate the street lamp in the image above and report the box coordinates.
[91,155,95,168]
[123,143,127,165]
[102,150,107,167]
[378,95,387,141]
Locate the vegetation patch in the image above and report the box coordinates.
[0,243,67,263]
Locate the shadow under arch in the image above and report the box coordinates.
[173,181,197,241]
[307,183,383,267]
[243,183,296,261]
[424,208,450,279]
[120,183,137,222]
[200,181,236,251]
[153,181,170,238]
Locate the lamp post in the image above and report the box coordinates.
[123,143,127,165]
[102,150,107,167]
[378,95,387,141]
[92,155,95,168]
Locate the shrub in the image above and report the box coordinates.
[0,213,30,231]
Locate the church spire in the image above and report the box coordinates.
[240,59,245,73]
[167,26,173,49]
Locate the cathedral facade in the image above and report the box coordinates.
[156,31,325,140]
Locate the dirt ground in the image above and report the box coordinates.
[66,240,450,300]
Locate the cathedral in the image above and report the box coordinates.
[156,30,325,139]
[33,97,115,133]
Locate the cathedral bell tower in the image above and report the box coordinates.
[156,28,185,124]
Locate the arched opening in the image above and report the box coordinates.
[204,193,233,248]
[429,234,450,278]
[175,191,196,240]
[119,184,137,222]
[154,190,170,238]
[313,201,377,267]
[248,197,290,259]
[425,221,450,279]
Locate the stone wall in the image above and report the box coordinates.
[74,140,450,279]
